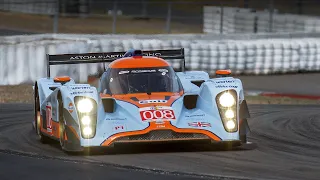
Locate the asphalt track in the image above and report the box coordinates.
[237,73,320,96]
[1,103,320,180]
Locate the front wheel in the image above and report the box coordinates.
[239,118,249,144]
[240,135,247,143]
[35,93,50,143]
[58,99,66,150]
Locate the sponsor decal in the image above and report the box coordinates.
[188,122,211,128]
[215,80,235,84]
[155,120,165,124]
[142,52,162,57]
[68,103,74,113]
[158,69,168,73]
[138,100,167,104]
[115,125,124,130]
[155,120,166,128]
[70,91,94,95]
[105,117,127,121]
[113,125,126,132]
[71,86,91,90]
[48,83,62,86]
[185,114,205,118]
[215,85,238,88]
[70,54,124,60]
[111,123,126,132]
[131,69,156,73]
[139,106,176,121]
[184,75,204,80]
[119,70,130,75]
[45,103,53,133]
[156,124,166,128]
[68,52,162,61]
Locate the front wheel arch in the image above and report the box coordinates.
[34,82,50,143]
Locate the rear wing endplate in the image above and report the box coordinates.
[46,48,185,78]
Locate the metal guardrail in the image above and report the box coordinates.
[204,6,320,34]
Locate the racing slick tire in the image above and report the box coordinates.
[239,118,249,144]
[240,134,247,144]
[34,88,51,143]
[58,98,67,151]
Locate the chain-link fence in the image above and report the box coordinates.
[0,0,319,34]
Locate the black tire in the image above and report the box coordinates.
[239,118,248,144]
[58,98,67,150]
[240,135,247,144]
[35,91,50,143]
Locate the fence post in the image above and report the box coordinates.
[53,0,59,33]
[112,0,117,34]
[141,0,147,18]
[268,0,274,32]
[165,2,172,33]
[297,0,302,14]
[220,2,224,34]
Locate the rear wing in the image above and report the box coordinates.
[46,48,185,78]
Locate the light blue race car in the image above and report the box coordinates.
[33,48,251,152]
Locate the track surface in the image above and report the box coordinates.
[1,104,320,180]
[238,73,320,95]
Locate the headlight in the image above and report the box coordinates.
[219,92,235,107]
[225,109,235,119]
[226,120,236,130]
[74,97,97,139]
[82,127,93,137]
[81,115,91,126]
[216,90,238,132]
[77,99,93,113]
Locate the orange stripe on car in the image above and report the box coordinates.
[109,57,170,69]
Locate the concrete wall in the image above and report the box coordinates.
[1,33,320,85]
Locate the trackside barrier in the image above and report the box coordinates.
[1,34,320,85]
[204,6,320,34]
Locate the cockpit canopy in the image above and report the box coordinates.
[100,66,182,95]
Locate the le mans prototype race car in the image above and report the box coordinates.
[33,48,251,152]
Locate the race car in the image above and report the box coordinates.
[33,48,251,152]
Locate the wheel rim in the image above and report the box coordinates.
[59,121,65,147]
[36,112,42,138]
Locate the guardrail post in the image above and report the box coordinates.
[220,2,224,34]
[165,2,172,34]
[112,0,117,34]
[53,0,59,33]
[141,0,147,18]
[268,0,274,33]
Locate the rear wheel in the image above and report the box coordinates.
[35,92,50,143]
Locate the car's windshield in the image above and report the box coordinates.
[103,67,182,95]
